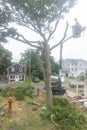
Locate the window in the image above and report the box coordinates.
[19,75,22,79]
[19,67,22,72]
[75,68,77,71]
[10,76,15,79]
[11,67,15,72]
[68,68,70,71]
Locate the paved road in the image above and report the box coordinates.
[33,83,45,90]
[0,81,8,88]
[0,81,45,90]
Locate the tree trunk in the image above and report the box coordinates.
[45,44,52,109]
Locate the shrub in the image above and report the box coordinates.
[14,86,25,100]
[1,87,14,97]
[26,88,33,98]
[42,97,87,130]
[14,84,34,100]
[0,82,34,100]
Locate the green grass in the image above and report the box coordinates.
[0,91,57,130]
[39,80,45,85]
[0,80,87,130]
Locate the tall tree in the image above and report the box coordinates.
[0,44,12,74]
[20,49,59,79]
[0,0,12,43]
[50,57,59,75]
[20,49,43,79]
[0,0,78,109]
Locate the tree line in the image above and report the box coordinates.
[0,45,59,80]
[19,48,59,80]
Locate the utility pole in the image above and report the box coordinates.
[58,42,63,88]
[58,19,86,89]
[59,36,73,88]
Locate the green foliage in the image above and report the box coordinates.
[0,44,12,74]
[25,87,33,98]
[0,83,34,100]
[20,48,59,79]
[1,87,14,97]
[14,86,25,100]
[79,72,85,81]
[6,0,77,31]
[20,49,43,79]
[0,0,78,110]
[0,0,12,43]
[14,84,34,100]
[25,76,32,84]
[42,97,87,130]
[51,60,59,75]
[0,0,11,24]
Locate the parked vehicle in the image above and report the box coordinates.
[69,82,77,88]
[69,81,84,88]
[33,77,40,82]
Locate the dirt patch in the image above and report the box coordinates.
[11,101,28,125]
[10,94,45,125]
[0,93,57,130]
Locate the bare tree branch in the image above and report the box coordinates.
[47,11,62,43]
[50,21,69,51]
[16,32,40,44]
[7,31,44,50]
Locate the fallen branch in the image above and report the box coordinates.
[50,116,60,130]
[30,101,41,106]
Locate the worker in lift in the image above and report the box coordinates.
[74,18,80,26]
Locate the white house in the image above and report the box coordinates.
[62,59,87,77]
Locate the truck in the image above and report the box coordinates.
[51,76,66,95]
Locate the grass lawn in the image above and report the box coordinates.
[0,80,87,130]
[0,92,57,130]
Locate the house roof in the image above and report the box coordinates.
[63,59,87,64]
[7,63,24,70]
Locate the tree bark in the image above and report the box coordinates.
[44,44,52,109]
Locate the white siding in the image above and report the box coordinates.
[62,59,87,77]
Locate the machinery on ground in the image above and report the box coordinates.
[51,76,66,95]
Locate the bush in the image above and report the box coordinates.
[0,82,34,100]
[14,86,25,100]
[26,88,33,98]
[14,85,34,100]
[42,97,87,130]
[1,87,14,97]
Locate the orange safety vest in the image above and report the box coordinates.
[36,86,40,91]
[8,97,13,104]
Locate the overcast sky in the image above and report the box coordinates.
[4,0,87,62]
